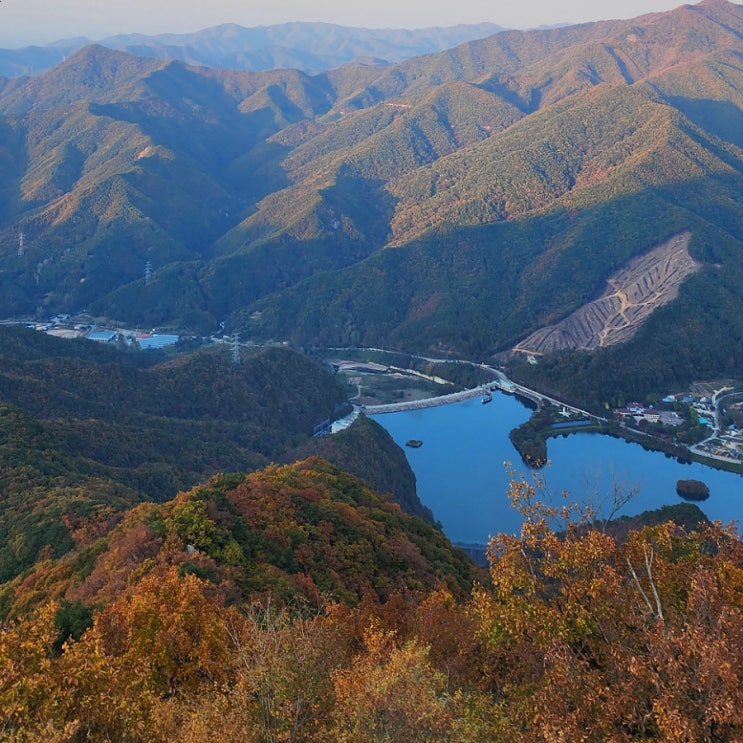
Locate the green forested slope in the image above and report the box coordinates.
[284,415,428,520]
[0,327,425,581]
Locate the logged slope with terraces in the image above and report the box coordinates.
[514,232,701,354]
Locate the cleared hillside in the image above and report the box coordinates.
[514,232,701,353]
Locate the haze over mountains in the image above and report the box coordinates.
[0,0,742,400]
[0,22,505,78]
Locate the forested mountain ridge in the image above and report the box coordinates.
[0,457,477,616]
[0,1,741,401]
[0,325,423,582]
[2,476,740,741]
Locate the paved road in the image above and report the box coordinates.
[689,386,743,464]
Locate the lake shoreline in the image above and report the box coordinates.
[371,394,742,544]
[365,380,743,477]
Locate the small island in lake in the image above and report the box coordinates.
[676,478,710,501]
[406,439,423,448]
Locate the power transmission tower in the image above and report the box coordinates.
[17,229,24,257]
[231,333,241,365]
[145,260,152,285]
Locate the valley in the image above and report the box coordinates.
[1,4,743,739]
[0,0,741,409]
[375,389,743,545]
[321,345,743,473]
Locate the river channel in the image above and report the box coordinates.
[371,392,743,544]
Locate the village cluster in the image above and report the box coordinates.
[614,390,743,465]
[27,314,180,350]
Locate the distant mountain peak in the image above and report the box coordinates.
[696,0,737,8]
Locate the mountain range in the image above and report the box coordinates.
[0,0,742,403]
[0,22,505,78]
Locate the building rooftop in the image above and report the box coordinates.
[88,330,116,343]
[137,334,179,349]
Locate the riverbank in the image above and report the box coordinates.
[372,393,743,543]
[519,414,743,476]
[365,381,743,477]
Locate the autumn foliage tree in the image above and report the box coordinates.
[472,475,743,741]
[330,625,455,742]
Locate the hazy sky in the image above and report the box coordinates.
[1,0,690,48]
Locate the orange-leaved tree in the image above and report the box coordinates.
[53,566,235,740]
[473,473,743,742]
